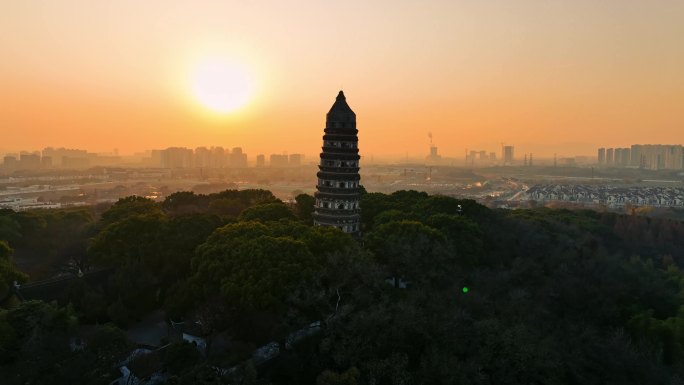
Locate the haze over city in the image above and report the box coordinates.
[2,0,683,159]
[5,2,684,384]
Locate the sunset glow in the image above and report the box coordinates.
[190,59,253,114]
[1,1,683,158]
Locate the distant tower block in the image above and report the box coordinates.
[313,91,362,234]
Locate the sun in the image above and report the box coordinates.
[190,58,254,114]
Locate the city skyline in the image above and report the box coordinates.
[4,141,684,168]
[2,1,683,158]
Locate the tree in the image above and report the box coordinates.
[0,301,78,380]
[0,241,27,303]
[163,191,207,215]
[192,234,316,310]
[99,196,161,227]
[364,220,452,286]
[89,212,166,268]
[239,203,295,222]
[372,209,417,227]
[360,192,400,229]
[159,213,225,286]
[294,193,316,224]
[207,198,246,217]
[0,215,21,245]
[425,214,483,266]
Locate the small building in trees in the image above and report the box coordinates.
[313,91,362,234]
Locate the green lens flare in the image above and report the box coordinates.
[462,287,469,293]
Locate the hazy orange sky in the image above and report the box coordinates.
[1,1,683,159]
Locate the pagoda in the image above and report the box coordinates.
[313,91,362,234]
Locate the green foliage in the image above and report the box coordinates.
[0,301,129,383]
[192,228,316,310]
[7,188,684,383]
[360,190,488,232]
[239,202,295,222]
[372,209,417,227]
[0,241,27,302]
[100,195,161,227]
[365,220,453,285]
[160,213,226,284]
[208,198,246,217]
[425,214,483,265]
[359,192,400,229]
[90,211,166,267]
[0,214,22,245]
[295,193,316,224]
[0,208,95,280]
[162,189,278,217]
[0,300,76,365]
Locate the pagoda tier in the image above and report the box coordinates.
[313,91,362,235]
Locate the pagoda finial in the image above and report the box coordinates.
[337,90,345,100]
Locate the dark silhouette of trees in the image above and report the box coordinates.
[5,189,684,384]
[294,193,316,224]
[239,203,295,222]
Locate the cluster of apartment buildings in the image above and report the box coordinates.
[150,146,248,168]
[1,146,309,171]
[1,147,121,171]
[598,145,684,170]
[525,184,684,208]
[149,147,305,169]
[257,153,304,167]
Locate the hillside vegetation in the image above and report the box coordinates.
[2,189,684,384]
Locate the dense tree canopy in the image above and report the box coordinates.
[294,193,316,224]
[0,241,27,303]
[4,189,684,384]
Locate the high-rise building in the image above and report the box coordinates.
[629,145,642,168]
[313,91,361,235]
[211,147,226,168]
[195,147,211,168]
[19,152,41,169]
[270,154,289,167]
[289,153,303,166]
[256,154,265,167]
[606,148,614,165]
[614,148,622,167]
[598,148,606,165]
[626,144,684,170]
[2,155,17,168]
[503,146,514,165]
[230,147,248,168]
[615,148,631,167]
[161,147,194,168]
